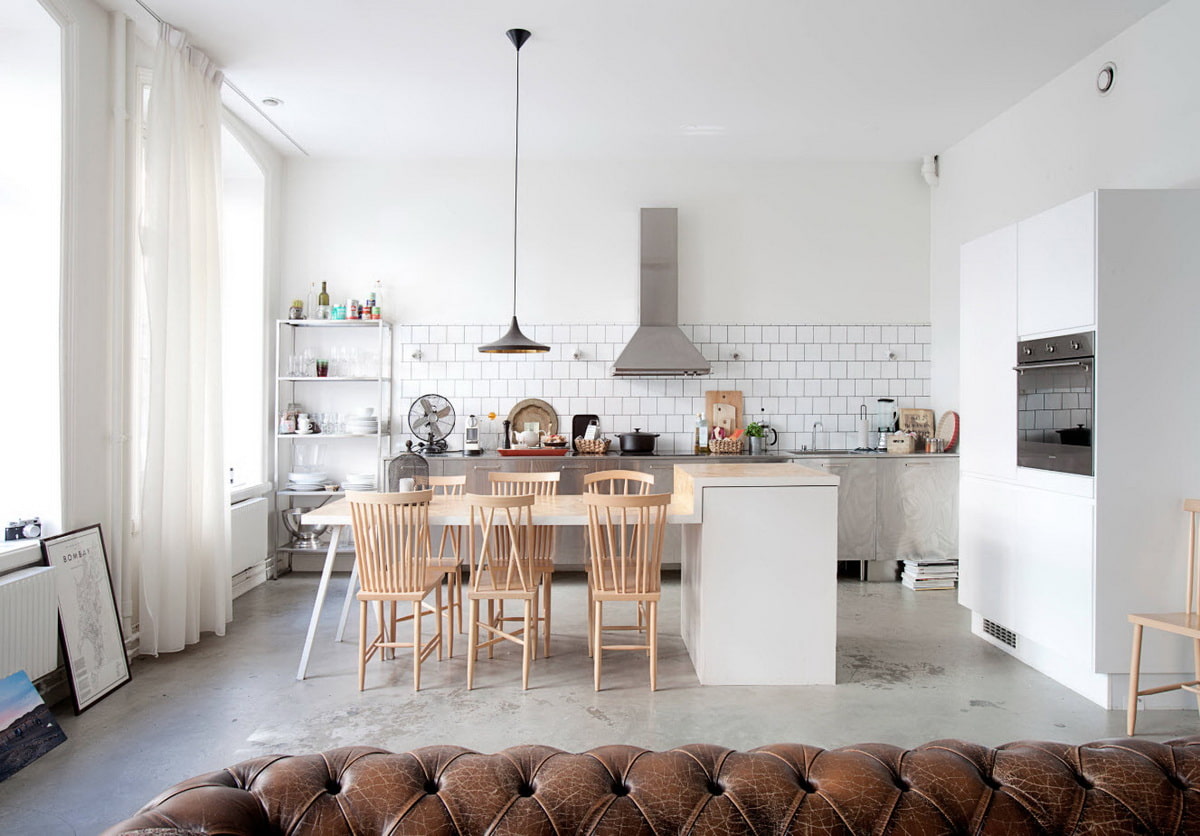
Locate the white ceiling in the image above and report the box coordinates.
[102,0,1166,161]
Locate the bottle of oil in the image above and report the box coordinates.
[694,413,710,454]
[318,281,329,308]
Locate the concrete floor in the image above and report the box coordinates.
[2,572,1196,834]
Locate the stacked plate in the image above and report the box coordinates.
[286,471,329,491]
[341,472,377,492]
[346,415,379,435]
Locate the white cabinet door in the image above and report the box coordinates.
[958,475,1016,620]
[1017,192,1096,336]
[960,225,1017,479]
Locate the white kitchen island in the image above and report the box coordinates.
[675,462,840,685]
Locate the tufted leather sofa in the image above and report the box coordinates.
[104,737,1200,835]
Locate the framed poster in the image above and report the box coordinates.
[41,525,131,713]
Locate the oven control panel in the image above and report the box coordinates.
[1016,331,1093,364]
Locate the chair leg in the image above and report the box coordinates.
[376,602,387,665]
[594,601,603,692]
[522,599,533,691]
[542,574,552,658]
[357,602,367,691]
[1128,623,1144,735]
[467,598,479,690]
[586,583,594,658]
[441,582,452,660]
[487,600,496,660]
[412,600,422,691]
[649,600,658,692]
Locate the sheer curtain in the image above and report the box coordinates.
[133,23,231,654]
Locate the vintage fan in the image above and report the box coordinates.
[408,394,455,453]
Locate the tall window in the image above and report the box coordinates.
[0,2,62,532]
[220,126,268,491]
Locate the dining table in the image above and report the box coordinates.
[295,492,698,680]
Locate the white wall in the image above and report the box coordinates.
[282,158,930,326]
[930,0,1200,412]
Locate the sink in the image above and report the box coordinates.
[787,449,882,456]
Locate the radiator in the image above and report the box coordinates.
[0,566,59,681]
[231,496,268,598]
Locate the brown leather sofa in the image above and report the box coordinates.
[104,737,1200,835]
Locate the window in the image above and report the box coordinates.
[0,2,62,532]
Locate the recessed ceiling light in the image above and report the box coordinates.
[261,97,283,107]
[680,124,726,136]
[1096,62,1116,96]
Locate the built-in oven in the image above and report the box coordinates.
[1014,330,1094,476]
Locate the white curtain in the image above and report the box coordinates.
[133,23,231,654]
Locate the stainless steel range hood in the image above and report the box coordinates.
[611,208,711,377]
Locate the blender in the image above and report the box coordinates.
[464,414,482,455]
[875,398,896,450]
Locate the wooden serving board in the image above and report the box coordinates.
[898,408,936,437]
[705,390,743,434]
[498,447,569,457]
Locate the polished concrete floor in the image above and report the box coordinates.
[2,572,1196,834]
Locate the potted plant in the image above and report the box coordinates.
[746,421,766,455]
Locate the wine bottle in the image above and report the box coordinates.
[318,281,329,307]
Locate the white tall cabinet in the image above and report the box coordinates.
[959,189,1200,709]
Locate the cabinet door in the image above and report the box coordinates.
[960,225,1017,479]
[463,460,520,494]
[876,458,957,561]
[958,475,1016,618]
[1017,192,1096,336]
[811,458,876,562]
[528,460,592,566]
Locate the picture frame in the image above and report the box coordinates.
[40,525,131,713]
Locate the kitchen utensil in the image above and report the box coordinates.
[935,411,959,452]
[617,428,659,455]
[513,426,546,448]
[408,394,455,453]
[705,391,743,435]
[571,414,599,452]
[281,508,329,549]
[507,398,558,438]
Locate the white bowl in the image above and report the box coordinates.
[287,471,328,484]
[351,408,375,417]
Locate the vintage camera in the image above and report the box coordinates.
[4,518,42,541]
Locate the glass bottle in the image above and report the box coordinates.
[695,412,709,455]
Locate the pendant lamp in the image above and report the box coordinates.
[479,28,549,354]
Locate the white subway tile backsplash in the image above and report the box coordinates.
[382,323,930,452]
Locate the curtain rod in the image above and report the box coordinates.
[133,0,309,156]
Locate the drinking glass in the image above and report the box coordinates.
[315,359,329,377]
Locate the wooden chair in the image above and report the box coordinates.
[465,493,540,690]
[583,470,654,656]
[585,492,670,691]
[424,474,466,640]
[488,471,559,658]
[1128,498,1200,734]
[346,490,444,691]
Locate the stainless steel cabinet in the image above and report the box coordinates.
[809,458,878,563]
[875,458,958,561]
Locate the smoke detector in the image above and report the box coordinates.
[1096,63,1116,96]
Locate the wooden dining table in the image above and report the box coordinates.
[296,493,696,680]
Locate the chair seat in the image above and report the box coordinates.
[1128,611,1200,638]
[591,566,661,601]
[357,571,444,602]
[429,556,462,570]
[469,569,539,599]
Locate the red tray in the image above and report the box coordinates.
[498,447,570,456]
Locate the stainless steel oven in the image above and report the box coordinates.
[1014,330,1094,476]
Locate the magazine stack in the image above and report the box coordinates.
[901,557,959,590]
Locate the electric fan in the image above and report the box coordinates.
[408,394,455,454]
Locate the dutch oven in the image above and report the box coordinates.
[618,428,659,454]
[1055,425,1091,446]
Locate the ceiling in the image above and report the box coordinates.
[101,0,1166,161]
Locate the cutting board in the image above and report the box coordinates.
[898,408,936,437]
[706,390,743,434]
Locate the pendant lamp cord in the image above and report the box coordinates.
[512,43,521,317]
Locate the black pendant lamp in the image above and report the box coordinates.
[479,28,549,354]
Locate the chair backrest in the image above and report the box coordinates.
[1185,499,1200,615]
[347,490,433,595]
[488,470,560,497]
[465,493,538,593]
[584,493,671,595]
[584,469,654,496]
[426,474,466,496]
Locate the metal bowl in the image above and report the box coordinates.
[281,508,329,548]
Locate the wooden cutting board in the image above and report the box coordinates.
[706,390,743,433]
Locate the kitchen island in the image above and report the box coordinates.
[674,462,839,685]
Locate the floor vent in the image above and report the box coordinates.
[983,619,1017,648]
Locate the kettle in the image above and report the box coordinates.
[513,425,546,448]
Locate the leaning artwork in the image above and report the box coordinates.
[0,670,67,782]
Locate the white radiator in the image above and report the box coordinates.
[230,496,268,598]
[0,566,59,681]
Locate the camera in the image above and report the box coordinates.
[4,518,42,541]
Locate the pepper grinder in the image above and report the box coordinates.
[501,419,511,449]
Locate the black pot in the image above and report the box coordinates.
[1055,425,1091,446]
[618,428,659,454]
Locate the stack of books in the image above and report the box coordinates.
[901,558,959,590]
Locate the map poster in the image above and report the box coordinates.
[41,525,130,713]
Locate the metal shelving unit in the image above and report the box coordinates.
[272,319,392,576]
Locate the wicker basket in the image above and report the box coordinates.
[709,437,744,454]
[575,436,611,455]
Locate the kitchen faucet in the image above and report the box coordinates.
[812,421,823,452]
